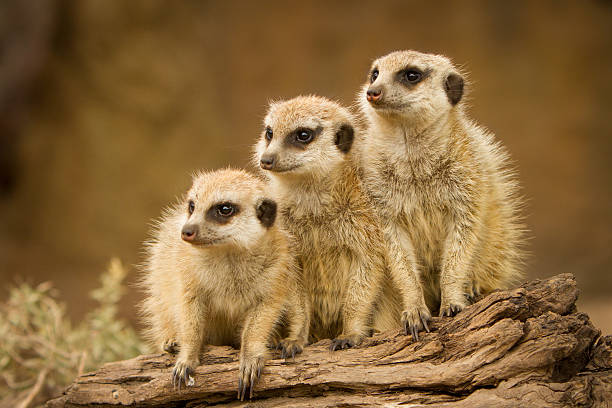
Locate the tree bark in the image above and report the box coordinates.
[46,273,612,407]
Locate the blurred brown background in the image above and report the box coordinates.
[1,0,611,332]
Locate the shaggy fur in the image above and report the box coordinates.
[357,51,526,335]
[254,96,401,350]
[140,169,309,399]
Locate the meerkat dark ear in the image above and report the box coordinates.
[256,198,277,228]
[444,73,464,106]
[334,124,354,154]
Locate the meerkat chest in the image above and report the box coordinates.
[368,159,455,264]
[402,205,449,268]
[294,222,351,308]
[208,283,256,318]
[200,260,265,319]
[283,201,356,286]
[300,246,350,334]
[368,162,450,215]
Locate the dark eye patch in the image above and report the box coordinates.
[397,66,432,87]
[188,200,195,215]
[284,126,323,149]
[206,202,240,224]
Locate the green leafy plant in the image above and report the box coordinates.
[0,258,148,408]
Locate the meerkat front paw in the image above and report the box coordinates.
[466,284,482,304]
[278,338,304,360]
[329,332,364,351]
[172,357,197,390]
[439,295,468,317]
[237,354,266,401]
[163,339,179,354]
[402,303,432,341]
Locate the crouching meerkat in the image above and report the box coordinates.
[358,50,525,334]
[255,95,401,350]
[140,169,309,400]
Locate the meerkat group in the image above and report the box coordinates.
[140,50,525,399]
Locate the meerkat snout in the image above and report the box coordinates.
[181,224,198,242]
[260,154,276,170]
[366,87,382,102]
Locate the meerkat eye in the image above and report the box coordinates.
[216,203,235,217]
[265,127,273,141]
[296,129,314,143]
[405,69,422,83]
[188,200,195,215]
[370,69,379,83]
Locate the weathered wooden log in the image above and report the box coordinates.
[46,274,611,407]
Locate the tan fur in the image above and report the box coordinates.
[254,96,401,349]
[357,50,526,332]
[140,169,309,398]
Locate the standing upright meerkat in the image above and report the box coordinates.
[140,169,309,400]
[254,95,401,349]
[357,50,525,335]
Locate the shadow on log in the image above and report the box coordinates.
[46,274,612,407]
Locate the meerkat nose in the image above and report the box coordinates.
[181,225,198,242]
[260,154,276,170]
[366,88,382,102]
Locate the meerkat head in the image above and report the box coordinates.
[255,95,355,179]
[361,50,464,127]
[180,169,277,249]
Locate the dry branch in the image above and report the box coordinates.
[46,274,612,407]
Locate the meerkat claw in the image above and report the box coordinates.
[409,324,419,342]
[421,315,430,333]
[172,366,180,390]
[279,339,303,360]
[440,303,464,317]
[172,360,195,390]
[402,307,432,341]
[238,377,246,401]
[329,337,355,351]
[185,367,194,386]
[250,368,258,399]
[238,356,264,401]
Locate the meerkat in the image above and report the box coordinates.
[140,169,309,400]
[254,95,401,350]
[357,50,526,336]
